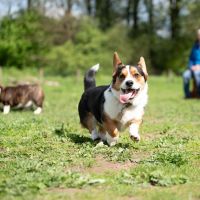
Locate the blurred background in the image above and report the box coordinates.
[0,0,199,76]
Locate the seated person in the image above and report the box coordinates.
[183,29,200,98]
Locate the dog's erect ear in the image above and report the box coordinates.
[138,57,148,80]
[113,52,122,73]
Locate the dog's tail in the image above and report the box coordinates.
[84,64,100,91]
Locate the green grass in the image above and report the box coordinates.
[0,71,200,200]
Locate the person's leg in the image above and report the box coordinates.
[183,69,192,98]
[193,70,200,96]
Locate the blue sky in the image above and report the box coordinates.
[0,0,27,17]
[0,0,170,37]
[0,0,166,18]
[0,0,83,18]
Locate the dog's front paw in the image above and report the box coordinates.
[106,133,119,146]
[129,124,140,142]
[130,133,140,142]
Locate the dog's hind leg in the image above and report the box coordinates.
[82,112,99,141]
[32,88,44,115]
[91,128,99,141]
[3,105,10,114]
[103,116,119,146]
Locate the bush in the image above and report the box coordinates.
[0,11,48,68]
[45,21,153,76]
[0,10,195,75]
[45,19,110,75]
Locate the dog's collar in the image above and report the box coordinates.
[124,102,132,108]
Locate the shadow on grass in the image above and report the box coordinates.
[66,132,139,148]
[67,133,93,145]
[67,134,139,148]
[0,107,35,114]
[54,124,138,148]
[53,123,93,145]
[114,141,141,150]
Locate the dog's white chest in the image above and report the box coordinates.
[104,89,123,119]
[104,88,147,126]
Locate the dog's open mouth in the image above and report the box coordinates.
[120,88,140,104]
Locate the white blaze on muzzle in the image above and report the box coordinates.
[119,65,140,104]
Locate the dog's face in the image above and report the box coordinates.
[112,52,148,104]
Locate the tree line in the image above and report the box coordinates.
[0,0,200,75]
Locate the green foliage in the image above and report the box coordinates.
[45,21,153,75]
[150,36,193,74]
[0,0,199,75]
[0,11,47,68]
[0,8,198,75]
[117,170,188,187]
[45,19,110,75]
[146,150,188,167]
[0,169,105,196]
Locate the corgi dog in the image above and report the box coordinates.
[0,84,44,114]
[78,52,148,146]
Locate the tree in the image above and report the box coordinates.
[169,0,182,39]
[27,0,46,13]
[27,0,32,10]
[85,0,92,16]
[66,0,72,15]
[132,0,140,32]
[144,0,155,68]
[145,0,154,34]
[126,0,131,25]
[125,0,141,33]
[95,0,113,30]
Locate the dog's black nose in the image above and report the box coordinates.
[126,80,133,87]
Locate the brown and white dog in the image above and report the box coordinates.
[78,52,148,146]
[0,84,44,114]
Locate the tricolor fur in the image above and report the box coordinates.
[78,52,148,146]
[0,84,44,114]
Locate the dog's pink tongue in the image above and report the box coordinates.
[119,92,132,104]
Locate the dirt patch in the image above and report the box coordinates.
[143,132,162,140]
[0,147,6,152]
[87,156,136,174]
[69,155,141,174]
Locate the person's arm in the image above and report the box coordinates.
[188,46,194,69]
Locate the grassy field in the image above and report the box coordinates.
[0,70,200,200]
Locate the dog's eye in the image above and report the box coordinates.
[119,74,125,79]
[134,73,140,78]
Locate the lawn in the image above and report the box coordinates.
[0,70,200,200]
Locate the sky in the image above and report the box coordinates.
[0,0,172,37]
[0,0,27,17]
[0,0,82,18]
[0,0,168,18]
